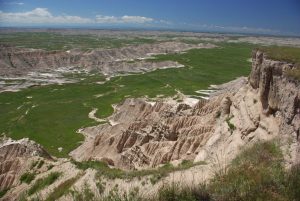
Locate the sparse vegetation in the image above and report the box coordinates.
[158,183,210,201]
[29,141,298,201]
[0,188,9,198]
[45,175,80,201]
[30,160,39,169]
[47,164,54,170]
[20,172,36,184]
[257,46,300,80]
[286,67,300,80]
[70,183,95,201]
[155,141,300,201]
[96,180,106,195]
[28,172,61,195]
[72,160,206,181]
[37,160,44,169]
[225,116,235,133]
[101,186,141,201]
[209,141,284,200]
[258,46,300,64]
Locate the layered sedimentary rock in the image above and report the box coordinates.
[0,138,51,191]
[71,96,226,169]
[0,42,215,76]
[71,50,300,169]
[250,50,300,134]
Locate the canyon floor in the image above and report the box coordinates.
[0,29,300,201]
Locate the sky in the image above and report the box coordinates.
[0,0,300,36]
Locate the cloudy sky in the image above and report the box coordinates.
[0,0,300,35]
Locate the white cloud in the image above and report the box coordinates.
[0,8,93,24]
[121,15,153,23]
[0,8,156,25]
[179,22,280,34]
[5,2,24,5]
[96,15,153,24]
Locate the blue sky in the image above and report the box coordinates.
[0,0,300,35]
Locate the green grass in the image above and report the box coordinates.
[158,183,210,201]
[286,68,300,80]
[257,46,300,80]
[0,43,252,157]
[37,160,44,169]
[45,175,81,201]
[20,172,36,184]
[225,116,236,133]
[258,46,300,64]
[73,159,206,181]
[0,32,157,51]
[0,188,9,198]
[209,141,285,201]
[28,172,61,195]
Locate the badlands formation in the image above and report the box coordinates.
[1,49,299,200]
[0,42,215,77]
[0,41,215,92]
[71,50,300,170]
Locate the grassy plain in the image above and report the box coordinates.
[0,43,252,157]
[258,46,300,64]
[0,32,156,50]
[258,46,300,80]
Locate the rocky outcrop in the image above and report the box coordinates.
[0,138,51,191]
[71,50,300,169]
[70,94,232,169]
[0,42,215,76]
[250,50,300,163]
[250,50,300,126]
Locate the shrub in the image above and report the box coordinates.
[101,186,141,201]
[286,68,300,80]
[45,175,80,201]
[286,165,300,200]
[37,160,44,169]
[225,116,235,132]
[96,180,106,195]
[70,183,95,201]
[30,160,39,169]
[0,188,9,198]
[158,183,210,201]
[20,172,36,184]
[28,172,61,195]
[72,159,205,181]
[47,164,54,170]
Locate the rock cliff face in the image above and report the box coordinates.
[0,42,215,76]
[0,138,51,191]
[250,50,300,137]
[71,50,300,169]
